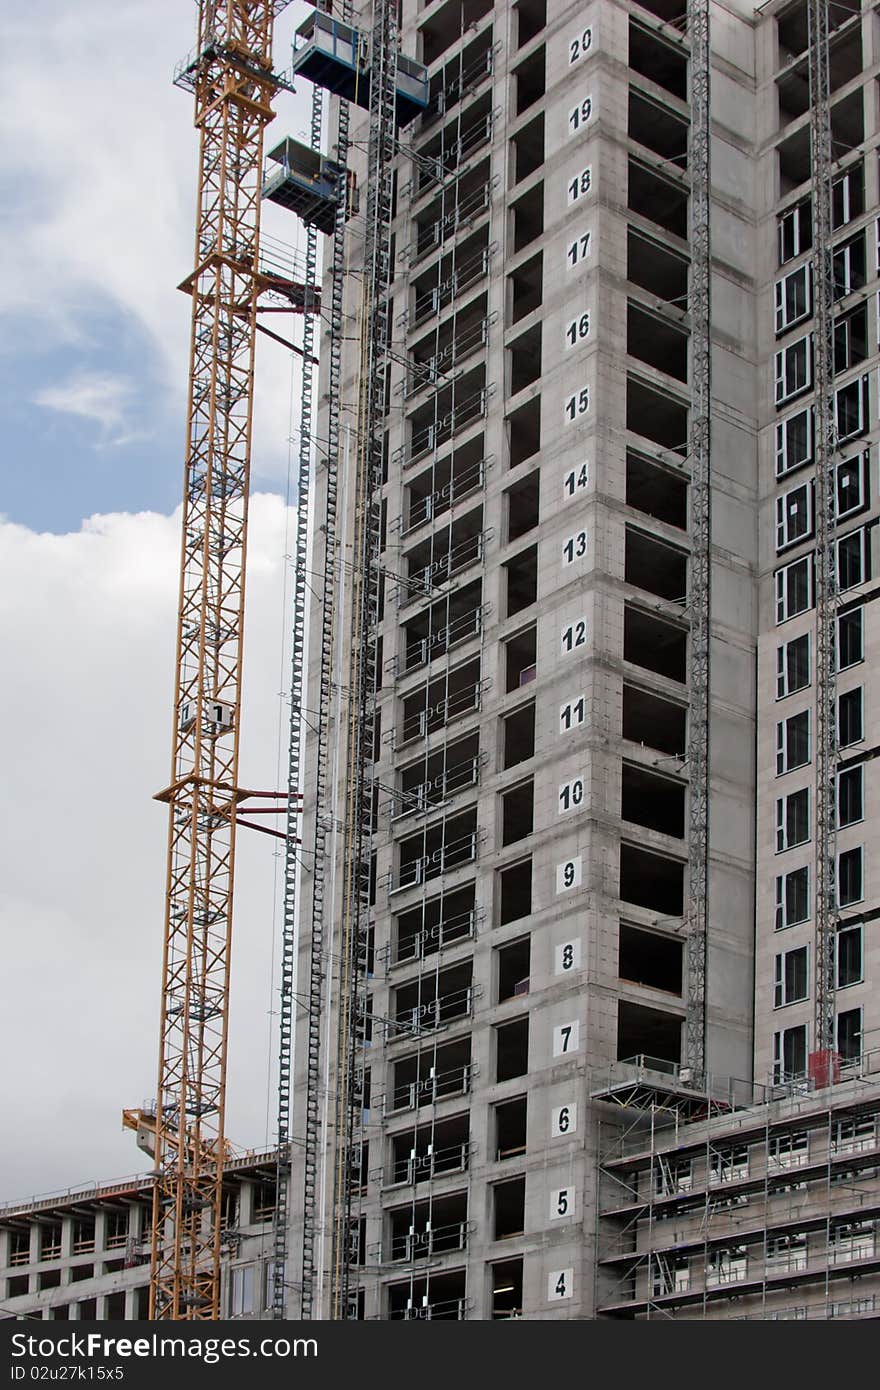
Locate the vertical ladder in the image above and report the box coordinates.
[272,79,324,1322]
[298,82,352,1318]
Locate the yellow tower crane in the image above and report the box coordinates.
[148,0,300,1319]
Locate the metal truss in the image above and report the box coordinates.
[271,79,325,1322]
[808,0,839,1055]
[328,0,400,1321]
[685,0,711,1075]
[297,29,353,1324]
[150,0,292,1321]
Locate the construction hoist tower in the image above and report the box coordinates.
[807,0,839,1063]
[328,0,401,1321]
[150,0,300,1320]
[684,0,712,1077]
[263,3,427,1319]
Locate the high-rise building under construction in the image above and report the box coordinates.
[285,0,880,1322]
[3,0,880,1327]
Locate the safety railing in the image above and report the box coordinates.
[403,386,491,469]
[392,1140,471,1186]
[394,829,480,891]
[399,530,487,606]
[411,178,495,263]
[391,1219,470,1262]
[395,908,477,964]
[387,1063,474,1114]
[390,985,475,1039]
[405,316,492,398]
[400,604,485,675]
[393,1295,468,1320]
[410,245,494,329]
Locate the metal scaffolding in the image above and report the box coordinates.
[593,1058,880,1320]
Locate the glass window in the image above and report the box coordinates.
[830,1220,874,1263]
[775,556,813,623]
[775,481,813,550]
[836,925,863,988]
[779,199,812,264]
[832,163,864,230]
[653,1157,692,1195]
[774,264,811,333]
[837,607,863,670]
[775,865,809,929]
[230,1265,256,1317]
[768,1130,809,1168]
[837,846,863,908]
[772,1026,808,1082]
[766,1234,808,1272]
[776,709,810,774]
[835,453,867,520]
[834,376,868,443]
[777,633,810,698]
[836,1007,862,1062]
[709,1145,749,1184]
[833,1115,876,1155]
[776,787,809,851]
[774,336,812,404]
[774,945,809,1007]
[652,1252,690,1296]
[775,407,813,477]
[833,305,867,375]
[837,687,863,748]
[833,231,866,299]
[706,1245,748,1286]
[836,528,868,591]
[837,764,864,828]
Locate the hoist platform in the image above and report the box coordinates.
[290,9,428,126]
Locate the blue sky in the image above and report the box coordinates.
[0,0,317,1198]
[0,320,184,531]
[0,0,313,535]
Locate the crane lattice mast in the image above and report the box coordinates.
[150,0,293,1320]
[808,0,839,1060]
[685,0,712,1076]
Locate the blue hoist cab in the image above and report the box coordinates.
[262,10,427,232]
[290,9,429,127]
[261,137,358,234]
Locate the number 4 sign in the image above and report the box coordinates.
[549,1268,574,1301]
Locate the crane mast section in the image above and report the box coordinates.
[685,0,712,1076]
[330,0,399,1319]
[808,0,839,1056]
[151,0,286,1321]
[272,82,325,1323]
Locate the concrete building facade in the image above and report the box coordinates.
[7,0,880,1328]
[0,1154,279,1323]
[289,0,880,1322]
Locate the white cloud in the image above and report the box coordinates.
[33,370,140,445]
[0,497,294,1200]
[0,0,316,479]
